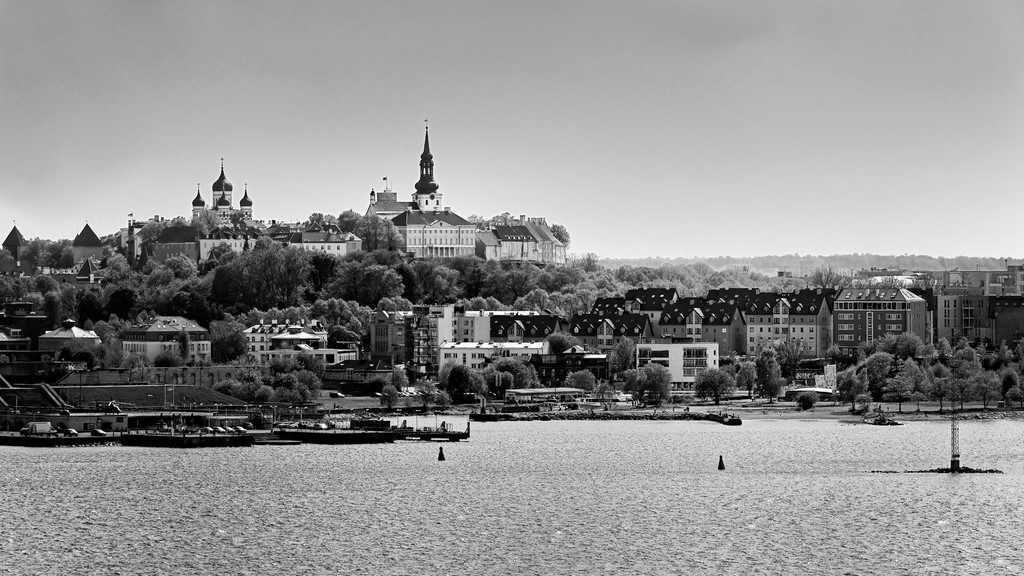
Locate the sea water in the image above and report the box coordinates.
[2,418,1023,575]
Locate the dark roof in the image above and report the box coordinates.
[492,226,538,242]
[3,226,25,248]
[490,315,562,338]
[743,293,786,315]
[371,200,417,214]
[72,223,102,247]
[783,289,833,316]
[590,297,626,315]
[391,210,472,227]
[76,258,99,278]
[239,189,252,207]
[156,226,199,243]
[702,303,742,326]
[623,288,677,311]
[475,230,499,246]
[192,191,206,207]
[706,288,760,307]
[569,314,651,338]
[659,298,705,324]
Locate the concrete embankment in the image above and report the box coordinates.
[513,411,724,423]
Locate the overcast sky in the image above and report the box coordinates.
[2,1,1022,259]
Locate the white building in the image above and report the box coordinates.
[439,341,547,370]
[120,316,210,364]
[636,341,719,396]
[244,320,357,365]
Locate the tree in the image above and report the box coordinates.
[774,341,802,379]
[807,265,851,291]
[970,372,1001,410]
[754,348,784,402]
[550,224,571,249]
[337,210,362,234]
[694,368,735,405]
[565,370,596,392]
[545,332,579,355]
[637,364,671,408]
[153,350,182,367]
[860,352,894,400]
[949,346,981,410]
[1007,386,1024,409]
[836,367,866,413]
[609,337,636,376]
[883,358,923,412]
[210,321,248,363]
[732,361,756,399]
[795,391,818,411]
[380,384,400,409]
[927,364,952,412]
[444,364,483,400]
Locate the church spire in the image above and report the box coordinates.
[415,125,439,194]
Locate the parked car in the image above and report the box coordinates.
[212,426,228,434]
[63,428,79,437]
[329,392,345,398]
[90,429,108,437]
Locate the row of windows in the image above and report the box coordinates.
[836,302,909,310]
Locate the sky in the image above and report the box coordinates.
[2,1,1023,260]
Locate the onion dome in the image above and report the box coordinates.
[212,161,233,193]
[239,184,252,207]
[216,192,230,207]
[192,185,205,207]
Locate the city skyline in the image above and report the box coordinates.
[2,1,1023,259]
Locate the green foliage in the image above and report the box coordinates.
[609,337,636,376]
[565,370,596,392]
[153,350,182,367]
[754,348,784,401]
[209,320,248,363]
[545,332,579,355]
[380,384,400,409]
[694,368,736,405]
[795,391,818,411]
[637,364,671,407]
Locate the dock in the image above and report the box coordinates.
[119,432,255,448]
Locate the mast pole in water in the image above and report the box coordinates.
[950,412,960,472]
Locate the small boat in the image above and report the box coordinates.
[705,412,743,426]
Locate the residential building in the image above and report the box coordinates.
[530,345,609,386]
[119,316,210,364]
[832,288,929,353]
[637,341,719,395]
[623,288,678,326]
[323,359,402,395]
[989,296,1024,347]
[39,319,100,353]
[568,314,653,353]
[0,302,52,349]
[474,217,567,265]
[439,341,546,370]
[243,320,357,365]
[284,225,362,255]
[937,294,990,344]
[743,290,833,357]
[153,226,200,262]
[488,314,564,343]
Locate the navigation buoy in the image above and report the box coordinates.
[718,455,725,470]
[438,447,446,461]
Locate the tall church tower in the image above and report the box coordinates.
[413,126,442,212]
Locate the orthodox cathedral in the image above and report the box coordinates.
[191,160,253,224]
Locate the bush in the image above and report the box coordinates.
[795,391,818,411]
